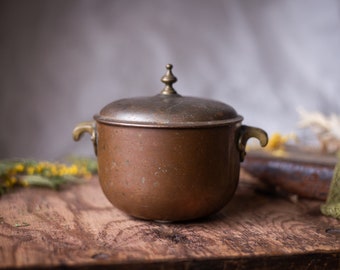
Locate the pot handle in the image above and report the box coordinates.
[238,125,268,162]
[72,121,98,156]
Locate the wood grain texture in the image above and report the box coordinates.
[1,171,340,269]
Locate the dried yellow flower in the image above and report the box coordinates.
[14,164,24,173]
[26,166,35,175]
[0,158,97,194]
[266,132,296,151]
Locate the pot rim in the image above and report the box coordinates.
[93,114,244,128]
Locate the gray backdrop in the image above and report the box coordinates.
[1,0,339,160]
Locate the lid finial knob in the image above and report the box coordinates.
[161,64,178,95]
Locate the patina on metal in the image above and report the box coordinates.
[160,64,178,95]
[73,64,268,221]
[93,64,243,128]
[72,121,97,155]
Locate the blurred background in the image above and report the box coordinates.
[0,0,339,160]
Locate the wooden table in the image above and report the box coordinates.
[1,171,340,269]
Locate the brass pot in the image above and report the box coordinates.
[73,64,268,222]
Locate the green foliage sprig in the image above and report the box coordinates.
[0,158,97,195]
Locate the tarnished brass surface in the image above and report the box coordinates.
[72,121,97,155]
[160,64,178,95]
[72,63,268,221]
[97,123,241,221]
[238,125,268,161]
[95,64,242,127]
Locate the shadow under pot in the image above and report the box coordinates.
[73,64,268,222]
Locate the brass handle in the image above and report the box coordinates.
[238,125,268,162]
[72,121,98,156]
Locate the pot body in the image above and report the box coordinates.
[96,122,241,221]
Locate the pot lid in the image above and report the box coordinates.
[94,64,243,128]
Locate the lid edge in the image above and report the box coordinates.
[94,114,243,128]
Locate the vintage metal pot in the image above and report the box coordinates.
[73,64,268,221]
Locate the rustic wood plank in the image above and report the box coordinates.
[1,171,340,269]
